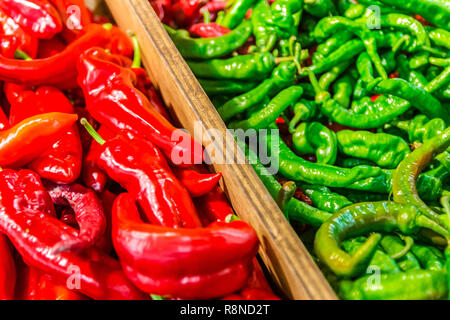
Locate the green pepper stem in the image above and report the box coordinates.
[102,23,113,30]
[308,69,321,95]
[422,45,447,58]
[390,236,414,260]
[202,9,211,24]
[150,294,165,300]
[276,181,296,217]
[80,118,106,146]
[392,35,410,54]
[14,50,32,61]
[416,215,450,240]
[129,33,142,69]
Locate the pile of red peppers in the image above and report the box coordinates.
[0,0,278,300]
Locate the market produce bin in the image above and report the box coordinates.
[104,0,337,300]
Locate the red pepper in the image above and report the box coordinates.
[112,193,259,299]
[0,7,38,58]
[172,166,222,197]
[0,106,9,131]
[6,84,83,184]
[48,0,92,42]
[0,112,78,168]
[97,190,117,254]
[202,0,227,13]
[0,24,126,88]
[188,22,230,38]
[60,208,78,229]
[43,181,107,254]
[150,0,173,25]
[170,0,205,27]
[0,234,16,300]
[0,0,63,39]
[82,126,114,193]
[37,34,66,58]
[132,67,171,120]
[0,173,147,300]
[195,185,234,224]
[92,131,202,229]
[78,47,204,166]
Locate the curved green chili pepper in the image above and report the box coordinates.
[428,28,450,50]
[302,185,352,213]
[165,20,253,59]
[336,130,411,169]
[339,270,448,300]
[313,32,354,64]
[263,132,382,187]
[319,59,353,90]
[229,85,303,130]
[393,128,450,223]
[268,0,303,38]
[198,78,258,95]
[314,201,447,278]
[367,77,448,124]
[218,62,297,122]
[292,121,338,165]
[425,65,450,94]
[187,52,276,80]
[252,0,277,50]
[393,114,447,143]
[220,0,257,29]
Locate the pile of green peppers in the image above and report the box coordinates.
[164,0,450,300]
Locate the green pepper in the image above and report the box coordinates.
[314,201,446,278]
[313,32,354,64]
[218,62,297,122]
[411,244,445,271]
[229,85,303,130]
[263,132,383,187]
[425,65,450,94]
[165,20,252,59]
[292,122,338,165]
[336,130,410,169]
[219,0,257,29]
[319,59,353,90]
[332,74,354,108]
[238,139,332,226]
[269,0,303,38]
[288,99,318,133]
[393,114,447,143]
[304,0,337,18]
[342,236,400,274]
[302,184,352,213]
[428,28,450,50]
[393,127,450,223]
[187,52,276,80]
[339,270,448,300]
[252,0,277,50]
[198,78,258,95]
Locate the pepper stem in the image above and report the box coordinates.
[276,181,296,221]
[202,9,211,24]
[150,294,165,300]
[308,69,321,95]
[390,235,414,260]
[129,33,142,68]
[421,45,447,58]
[14,50,32,61]
[392,35,410,54]
[80,118,106,145]
[102,23,113,30]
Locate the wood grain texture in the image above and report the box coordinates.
[105,0,337,300]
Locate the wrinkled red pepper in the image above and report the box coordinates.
[0,106,9,131]
[112,193,259,299]
[43,181,107,254]
[170,0,205,27]
[0,24,129,88]
[0,234,16,300]
[78,47,204,166]
[37,35,66,58]
[6,84,83,184]
[0,0,63,39]
[0,7,38,58]
[0,172,147,300]
[172,166,222,197]
[91,131,202,229]
[189,22,230,38]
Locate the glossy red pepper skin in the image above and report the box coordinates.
[97,190,117,254]
[0,24,124,88]
[78,47,204,166]
[95,133,202,228]
[48,0,92,42]
[196,185,234,223]
[0,177,146,300]
[6,84,82,184]
[0,0,63,39]
[150,0,173,24]
[43,181,107,254]
[0,234,16,300]
[189,23,230,38]
[172,166,222,197]
[82,126,114,193]
[0,7,38,58]
[170,0,204,27]
[0,112,78,169]
[0,107,9,131]
[113,193,259,299]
